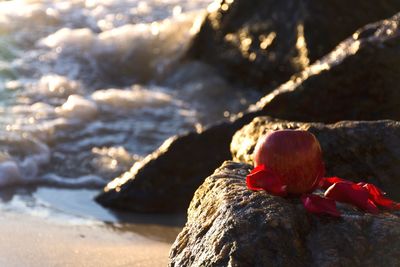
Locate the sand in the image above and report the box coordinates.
[0,211,179,267]
[0,187,185,266]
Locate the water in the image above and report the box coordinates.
[0,0,260,226]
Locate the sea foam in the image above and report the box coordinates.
[91,86,172,109]
[0,0,260,190]
[55,94,98,120]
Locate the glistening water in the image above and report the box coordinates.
[0,0,260,234]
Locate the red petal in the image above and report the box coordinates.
[360,183,400,210]
[324,182,379,214]
[246,165,287,197]
[319,177,350,190]
[301,194,340,217]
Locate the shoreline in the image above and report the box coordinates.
[0,212,176,267]
[0,187,184,266]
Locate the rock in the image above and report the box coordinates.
[251,12,400,122]
[231,118,400,200]
[169,161,400,267]
[187,0,400,89]
[96,13,400,213]
[95,120,249,212]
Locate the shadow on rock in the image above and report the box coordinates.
[187,0,400,90]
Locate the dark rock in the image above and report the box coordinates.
[169,161,400,267]
[252,13,400,122]
[231,118,400,200]
[96,14,400,213]
[95,120,249,212]
[187,0,400,89]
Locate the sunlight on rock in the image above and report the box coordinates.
[207,0,224,30]
[190,12,207,35]
[259,32,276,50]
[224,27,259,60]
[221,3,229,11]
[294,23,310,69]
[240,37,252,53]
[251,15,394,112]
[104,136,177,192]
[207,0,222,13]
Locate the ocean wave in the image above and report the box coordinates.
[0,134,50,187]
[0,0,260,189]
[36,11,205,84]
[91,86,172,109]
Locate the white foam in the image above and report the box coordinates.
[31,102,56,117]
[93,12,205,80]
[36,74,82,98]
[0,0,239,192]
[55,94,98,120]
[0,164,105,188]
[36,10,205,82]
[90,146,136,178]
[41,173,106,188]
[1,0,211,54]
[0,2,60,32]
[39,28,96,51]
[91,86,172,109]
[0,136,50,187]
[0,142,106,188]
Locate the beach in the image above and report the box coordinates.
[0,187,184,266]
[0,212,176,267]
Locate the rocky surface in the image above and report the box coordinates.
[96,13,400,212]
[187,0,400,89]
[231,118,400,200]
[169,161,400,267]
[250,12,400,122]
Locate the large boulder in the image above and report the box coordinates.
[187,0,400,89]
[231,118,400,199]
[169,161,400,267]
[250,13,400,122]
[96,13,400,213]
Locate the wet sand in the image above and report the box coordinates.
[0,188,185,267]
[0,212,176,267]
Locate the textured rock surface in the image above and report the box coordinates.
[187,0,400,89]
[97,14,400,212]
[169,161,400,267]
[231,118,400,200]
[251,13,400,122]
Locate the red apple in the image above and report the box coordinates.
[253,129,325,195]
